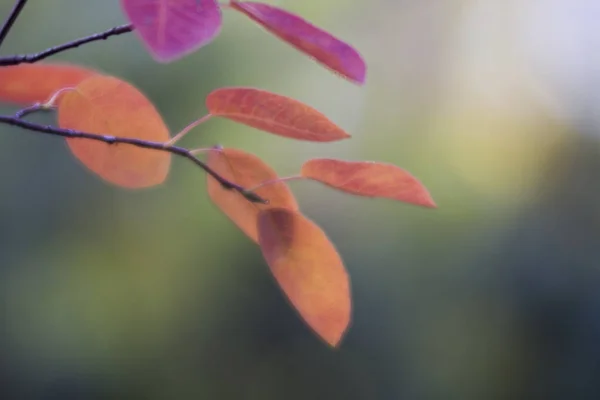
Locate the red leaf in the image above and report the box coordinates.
[207,148,298,242]
[206,87,350,142]
[231,1,366,84]
[57,75,171,188]
[301,159,436,208]
[120,0,222,62]
[258,208,351,347]
[0,63,97,105]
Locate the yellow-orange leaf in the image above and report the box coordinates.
[57,75,171,188]
[207,148,298,242]
[258,208,351,347]
[301,158,436,208]
[0,63,97,105]
[206,87,350,142]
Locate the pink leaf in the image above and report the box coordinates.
[120,0,222,62]
[231,1,366,84]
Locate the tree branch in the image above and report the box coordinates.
[0,5,267,204]
[0,24,134,66]
[0,114,268,204]
[0,0,28,48]
[13,102,46,118]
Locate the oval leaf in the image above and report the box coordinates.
[57,75,171,188]
[207,148,298,242]
[120,0,222,62]
[0,63,97,105]
[258,208,351,347]
[206,87,350,142]
[231,1,366,84]
[301,159,436,208]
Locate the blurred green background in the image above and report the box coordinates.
[2,0,600,398]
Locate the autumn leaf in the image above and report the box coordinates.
[301,158,436,208]
[207,148,298,242]
[120,0,222,62]
[57,75,171,188]
[206,87,350,142]
[258,208,351,347]
[0,63,97,106]
[230,1,366,84]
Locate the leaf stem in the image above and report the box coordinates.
[190,146,220,155]
[166,114,212,146]
[0,23,133,66]
[43,87,77,108]
[0,0,28,49]
[247,175,303,192]
[0,114,267,204]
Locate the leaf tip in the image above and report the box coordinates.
[423,195,437,209]
[410,180,437,209]
[420,196,437,209]
[348,55,367,85]
[324,316,352,348]
[355,68,367,86]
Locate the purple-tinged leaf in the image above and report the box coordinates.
[120,0,222,62]
[230,1,366,84]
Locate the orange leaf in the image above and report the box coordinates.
[301,158,436,208]
[206,147,298,242]
[206,87,350,142]
[0,63,97,105]
[57,75,171,188]
[258,208,351,347]
[231,1,366,84]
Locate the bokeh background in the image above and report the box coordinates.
[2,0,600,398]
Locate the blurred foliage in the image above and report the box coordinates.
[1,0,600,399]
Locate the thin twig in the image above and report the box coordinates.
[0,0,28,48]
[13,87,75,118]
[0,24,133,66]
[0,115,268,204]
[13,102,45,119]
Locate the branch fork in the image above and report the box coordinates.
[0,1,266,204]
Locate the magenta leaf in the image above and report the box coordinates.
[230,1,366,84]
[120,0,222,62]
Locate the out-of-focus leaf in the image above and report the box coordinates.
[57,75,171,188]
[207,147,298,242]
[206,87,350,142]
[258,207,351,347]
[120,0,222,62]
[301,158,436,208]
[0,63,97,105]
[231,1,366,84]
